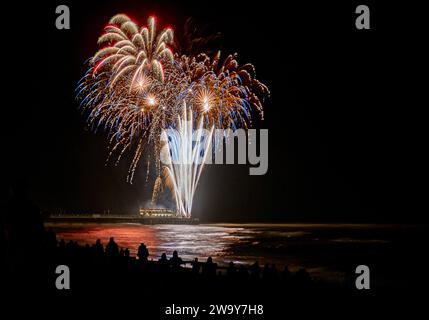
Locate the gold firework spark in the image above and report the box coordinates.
[77,13,269,215]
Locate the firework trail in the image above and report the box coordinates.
[77,13,269,217]
[160,104,214,217]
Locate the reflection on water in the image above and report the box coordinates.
[51,224,255,264]
[48,222,425,284]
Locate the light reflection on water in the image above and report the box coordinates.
[52,224,253,264]
[48,222,415,283]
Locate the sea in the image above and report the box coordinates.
[47,222,428,287]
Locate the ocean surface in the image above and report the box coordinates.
[47,222,427,286]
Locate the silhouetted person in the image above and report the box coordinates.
[93,239,104,257]
[81,243,91,260]
[250,261,261,279]
[227,261,236,277]
[158,252,169,272]
[105,237,119,258]
[170,250,183,270]
[137,243,149,262]
[238,265,248,279]
[202,257,217,278]
[158,253,167,262]
[192,258,201,275]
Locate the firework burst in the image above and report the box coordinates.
[77,13,269,217]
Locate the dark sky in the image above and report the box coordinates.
[2,0,427,222]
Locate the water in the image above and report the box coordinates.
[47,222,427,285]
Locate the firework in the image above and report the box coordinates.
[77,14,269,217]
[160,105,214,217]
[93,14,174,82]
[177,52,270,129]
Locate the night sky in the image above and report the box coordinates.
[2,0,427,222]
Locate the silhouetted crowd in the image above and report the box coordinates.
[52,234,312,286]
[2,188,316,297]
